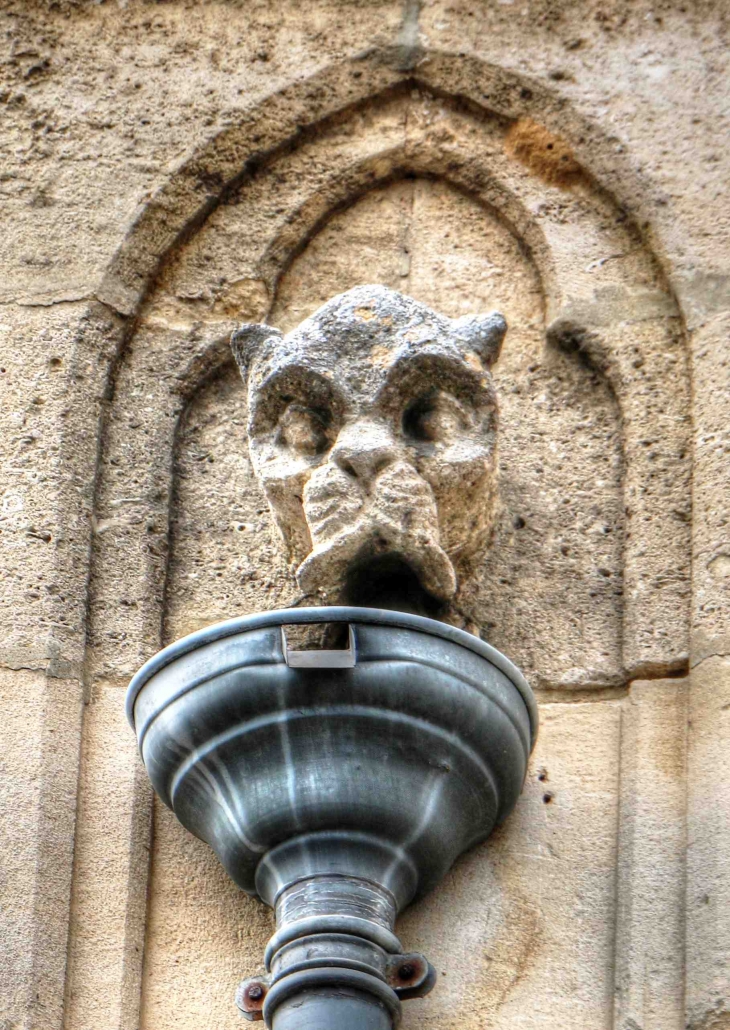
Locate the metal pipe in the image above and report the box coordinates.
[238,876,434,1028]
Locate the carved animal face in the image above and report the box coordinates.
[232,286,505,611]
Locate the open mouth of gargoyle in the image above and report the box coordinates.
[296,519,457,615]
[341,549,447,618]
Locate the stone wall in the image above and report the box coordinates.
[0,2,728,1029]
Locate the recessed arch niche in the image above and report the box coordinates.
[69,72,690,1030]
[144,168,627,1030]
[165,173,624,689]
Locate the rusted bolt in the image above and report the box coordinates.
[386,953,436,999]
[235,977,269,1020]
[388,954,426,987]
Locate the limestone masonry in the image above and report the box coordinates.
[0,2,727,1030]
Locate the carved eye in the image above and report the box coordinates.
[403,393,473,444]
[277,404,331,456]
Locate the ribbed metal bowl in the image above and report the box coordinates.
[127,607,537,911]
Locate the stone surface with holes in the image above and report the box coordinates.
[0,5,727,1030]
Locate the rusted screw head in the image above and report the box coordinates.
[387,953,435,998]
[235,978,269,1020]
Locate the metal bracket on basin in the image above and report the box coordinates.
[281,623,356,668]
[235,950,436,1022]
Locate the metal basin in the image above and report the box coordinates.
[127,605,536,909]
[127,606,537,1026]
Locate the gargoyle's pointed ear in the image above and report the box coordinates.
[231,324,284,382]
[456,312,507,368]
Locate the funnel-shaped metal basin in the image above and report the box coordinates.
[127,607,537,912]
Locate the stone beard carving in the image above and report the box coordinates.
[232,285,506,616]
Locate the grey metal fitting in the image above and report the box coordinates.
[127,607,537,1028]
[240,876,435,1029]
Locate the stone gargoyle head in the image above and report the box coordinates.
[232,285,506,616]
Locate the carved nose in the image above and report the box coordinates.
[331,421,398,481]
